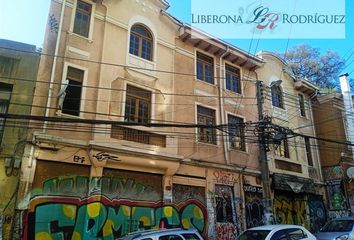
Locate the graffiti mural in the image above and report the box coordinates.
[326,180,347,210]
[216,223,236,240]
[173,184,206,205]
[308,196,326,233]
[25,196,207,240]
[274,194,309,228]
[25,164,209,239]
[244,185,264,228]
[214,185,239,239]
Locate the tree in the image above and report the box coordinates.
[283,44,345,89]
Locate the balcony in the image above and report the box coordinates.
[111,125,166,147]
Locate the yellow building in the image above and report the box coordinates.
[13,0,266,239]
[0,39,39,239]
[256,52,326,232]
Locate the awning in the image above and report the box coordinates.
[272,173,316,194]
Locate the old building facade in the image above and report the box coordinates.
[256,52,327,232]
[13,0,263,239]
[0,40,39,239]
[313,92,354,220]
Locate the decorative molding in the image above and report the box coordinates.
[67,46,90,58]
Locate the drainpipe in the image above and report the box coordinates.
[340,73,354,159]
[44,0,66,132]
[219,46,230,165]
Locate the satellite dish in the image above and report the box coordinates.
[346,167,354,179]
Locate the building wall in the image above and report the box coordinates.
[256,52,326,232]
[18,0,264,239]
[0,40,39,239]
[313,95,354,219]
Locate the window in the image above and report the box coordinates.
[196,52,214,84]
[228,115,245,151]
[287,228,307,240]
[225,64,241,93]
[62,67,84,116]
[275,139,290,158]
[0,83,12,143]
[129,24,153,61]
[269,229,287,240]
[215,185,235,223]
[305,137,313,166]
[124,85,151,124]
[298,94,306,117]
[181,233,203,240]
[73,0,92,38]
[197,106,216,144]
[159,235,183,240]
[271,85,284,108]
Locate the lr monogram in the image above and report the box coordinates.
[247,6,280,30]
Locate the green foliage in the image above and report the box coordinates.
[284,44,345,88]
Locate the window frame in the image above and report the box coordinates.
[225,63,242,94]
[70,0,95,40]
[298,94,306,117]
[304,137,313,166]
[129,24,154,61]
[227,114,246,151]
[274,138,290,158]
[0,83,13,144]
[124,85,152,124]
[196,105,217,145]
[60,63,88,117]
[271,85,284,109]
[196,51,215,84]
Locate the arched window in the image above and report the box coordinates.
[129,24,153,61]
[271,85,284,108]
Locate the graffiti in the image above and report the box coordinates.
[308,197,326,233]
[326,180,347,210]
[274,195,309,228]
[93,152,119,162]
[244,189,264,228]
[243,184,263,194]
[73,155,85,163]
[328,210,349,219]
[213,170,238,185]
[216,223,236,240]
[173,184,206,204]
[48,14,58,33]
[34,176,161,201]
[25,196,207,240]
[322,166,343,181]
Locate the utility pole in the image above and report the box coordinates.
[256,80,274,225]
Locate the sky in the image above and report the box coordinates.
[0,0,353,83]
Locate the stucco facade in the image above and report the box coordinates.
[313,93,354,220]
[0,39,39,240]
[256,52,326,232]
[14,0,264,239]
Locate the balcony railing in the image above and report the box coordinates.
[111,125,166,147]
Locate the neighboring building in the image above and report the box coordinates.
[175,25,264,237]
[256,52,327,232]
[0,39,39,239]
[14,0,266,239]
[312,92,354,219]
